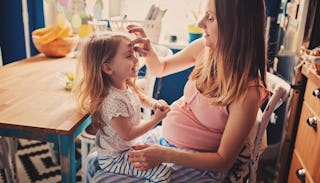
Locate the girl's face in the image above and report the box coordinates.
[105,38,139,86]
[198,0,218,48]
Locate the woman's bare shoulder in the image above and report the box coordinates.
[185,38,205,52]
[176,38,206,62]
[230,86,260,113]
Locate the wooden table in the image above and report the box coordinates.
[0,55,91,183]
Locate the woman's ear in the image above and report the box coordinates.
[101,63,113,75]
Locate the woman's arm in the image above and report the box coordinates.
[128,26,205,77]
[215,86,260,169]
[128,86,260,171]
[145,38,205,77]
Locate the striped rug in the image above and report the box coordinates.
[0,139,82,183]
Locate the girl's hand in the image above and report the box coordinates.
[128,144,167,170]
[152,107,170,122]
[153,99,170,112]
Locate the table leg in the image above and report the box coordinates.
[59,135,76,183]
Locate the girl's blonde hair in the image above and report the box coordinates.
[73,33,136,127]
[190,0,267,105]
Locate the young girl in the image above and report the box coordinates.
[73,33,171,182]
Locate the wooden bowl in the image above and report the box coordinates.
[32,34,79,58]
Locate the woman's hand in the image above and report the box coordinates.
[128,144,168,170]
[127,25,155,57]
[127,24,147,38]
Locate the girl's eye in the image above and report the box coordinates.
[126,54,133,58]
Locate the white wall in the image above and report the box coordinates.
[117,0,202,41]
[43,0,201,42]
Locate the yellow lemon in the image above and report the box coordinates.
[77,24,94,38]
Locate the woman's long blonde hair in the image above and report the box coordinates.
[190,0,267,105]
[73,33,136,127]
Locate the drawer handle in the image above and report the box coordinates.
[295,168,306,182]
[306,116,317,131]
[312,88,320,98]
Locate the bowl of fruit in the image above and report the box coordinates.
[32,14,79,58]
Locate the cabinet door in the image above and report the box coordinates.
[304,78,320,117]
[288,151,313,183]
[294,103,320,181]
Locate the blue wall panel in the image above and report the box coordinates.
[0,1,44,65]
[0,1,26,65]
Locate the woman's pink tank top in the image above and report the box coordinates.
[162,50,269,152]
[163,79,269,152]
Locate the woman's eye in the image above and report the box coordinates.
[208,15,215,22]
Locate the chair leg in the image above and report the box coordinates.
[4,168,14,183]
[0,137,19,183]
[48,143,59,165]
[81,139,88,182]
[79,131,95,183]
[9,138,19,183]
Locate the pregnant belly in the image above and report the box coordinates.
[162,103,223,152]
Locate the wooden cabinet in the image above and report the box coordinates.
[288,66,320,183]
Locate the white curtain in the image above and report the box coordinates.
[22,0,30,58]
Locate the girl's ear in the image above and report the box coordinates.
[101,63,113,75]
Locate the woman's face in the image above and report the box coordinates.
[198,0,218,48]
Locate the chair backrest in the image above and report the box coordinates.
[248,72,291,182]
[136,66,157,120]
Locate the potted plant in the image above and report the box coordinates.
[187,2,203,43]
